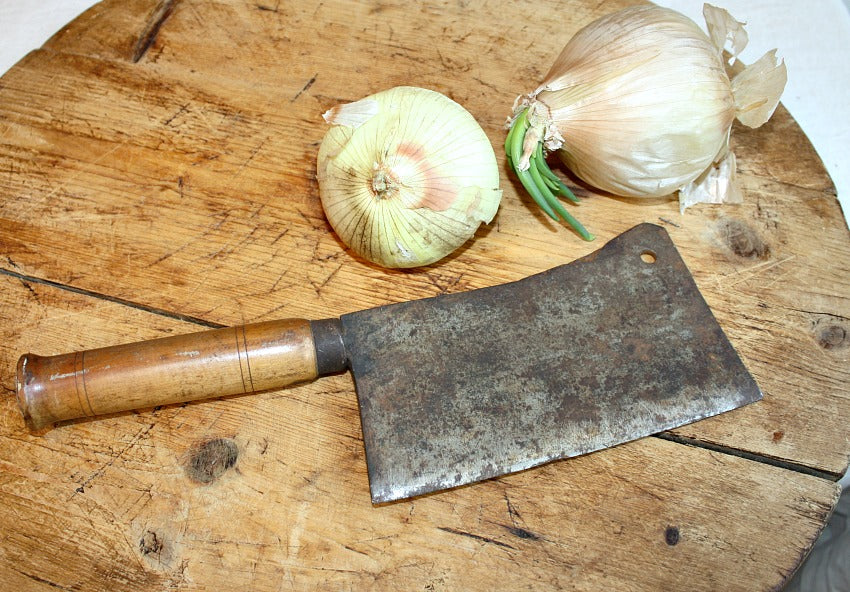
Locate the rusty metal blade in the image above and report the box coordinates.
[341,223,762,503]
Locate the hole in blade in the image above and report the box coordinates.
[640,250,657,264]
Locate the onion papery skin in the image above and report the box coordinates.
[533,5,736,199]
[317,86,502,269]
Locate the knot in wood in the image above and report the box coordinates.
[185,438,238,484]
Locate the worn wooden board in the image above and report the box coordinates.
[0,0,848,589]
[0,273,841,590]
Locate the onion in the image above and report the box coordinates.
[506,3,786,239]
[317,86,502,268]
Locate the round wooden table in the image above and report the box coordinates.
[1,1,847,590]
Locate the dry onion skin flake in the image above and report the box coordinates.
[506,3,787,239]
[317,86,502,268]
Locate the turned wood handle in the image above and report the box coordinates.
[15,318,347,431]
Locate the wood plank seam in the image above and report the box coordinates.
[656,432,843,481]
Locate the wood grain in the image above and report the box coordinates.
[0,0,848,589]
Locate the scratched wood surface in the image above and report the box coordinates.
[0,0,848,590]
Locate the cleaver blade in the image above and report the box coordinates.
[341,223,762,502]
[15,223,761,504]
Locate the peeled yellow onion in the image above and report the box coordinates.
[316,86,502,268]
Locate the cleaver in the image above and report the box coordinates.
[15,223,761,503]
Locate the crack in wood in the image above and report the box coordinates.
[132,0,180,63]
[437,526,516,550]
[291,74,318,102]
[256,2,282,13]
[501,525,542,541]
[15,570,74,591]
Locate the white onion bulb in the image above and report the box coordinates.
[506,3,786,239]
[317,86,502,268]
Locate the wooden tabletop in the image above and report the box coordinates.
[1,0,848,590]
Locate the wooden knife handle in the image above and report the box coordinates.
[15,318,347,431]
